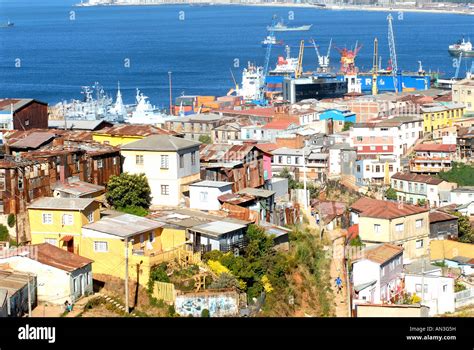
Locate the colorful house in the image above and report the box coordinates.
[421,102,465,133]
[28,197,101,254]
[80,213,191,286]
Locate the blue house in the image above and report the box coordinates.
[319,109,356,123]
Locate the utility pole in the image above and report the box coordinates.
[302,146,308,211]
[168,71,173,116]
[27,273,31,317]
[124,238,130,314]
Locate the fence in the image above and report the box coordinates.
[152,281,176,304]
[455,288,474,309]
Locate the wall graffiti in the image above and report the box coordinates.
[175,291,239,317]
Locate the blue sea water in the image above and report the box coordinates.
[0,0,473,106]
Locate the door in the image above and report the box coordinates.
[67,238,74,253]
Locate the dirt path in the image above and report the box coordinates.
[328,229,350,317]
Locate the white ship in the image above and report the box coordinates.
[261,35,284,47]
[269,45,299,76]
[237,62,265,102]
[125,89,173,126]
[267,20,312,32]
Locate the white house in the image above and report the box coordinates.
[404,259,455,316]
[450,187,474,215]
[0,244,93,304]
[121,135,201,207]
[352,243,404,306]
[355,155,401,187]
[189,181,233,211]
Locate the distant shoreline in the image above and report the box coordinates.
[75,2,474,16]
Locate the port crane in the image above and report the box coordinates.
[387,14,399,93]
[263,15,278,78]
[311,38,332,73]
[295,40,305,78]
[372,37,378,95]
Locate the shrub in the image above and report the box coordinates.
[7,214,15,228]
[117,206,149,217]
[201,309,210,317]
[0,224,9,242]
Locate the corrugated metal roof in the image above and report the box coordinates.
[190,181,233,188]
[83,214,164,238]
[192,221,246,237]
[28,197,96,211]
[121,135,200,152]
[10,132,56,149]
[52,181,105,197]
[238,187,275,198]
[94,124,175,137]
[49,120,112,131]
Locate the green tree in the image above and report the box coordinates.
[342,121,354,132]
[453,212,474,243]
[0,224,9,242]
[438,163,474,186]
[417,198,426,206]
[7,214,15,228]
[276,167,300,190]
[106,173,152,210]
[385,187,398,201]
[198,135,212,144]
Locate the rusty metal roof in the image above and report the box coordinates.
[94,124,175,137]
[10,132,56,150]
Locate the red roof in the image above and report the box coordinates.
[351,197,429,219]
[256,143,279,154]
[347,224,359,241]
[414,144,457,152]
[262,119,298,130]
[429,211,458,224]
[219,107,275,118]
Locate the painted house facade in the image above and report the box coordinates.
[121,135,201,207]
[350,197,430,262]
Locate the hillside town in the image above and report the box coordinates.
[0,71,473,318]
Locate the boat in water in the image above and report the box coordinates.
[0,20,14,28]
[448,38,474,57]
[267,20,312,32]
[124,89,173,126]
[261,35,284,47]
[237,62,265,102]
[268,45,299,77]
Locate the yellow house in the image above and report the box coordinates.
[80,213,191,286]
[452,78,474,114]
[28,197,101,254]
[421,102,466,133]
[351,197,430,262]
[92,124,174,147]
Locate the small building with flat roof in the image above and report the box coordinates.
[189,181,233,211]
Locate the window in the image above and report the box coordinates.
[44,238,57,246]
[113,157,117,166]
[382,145,388,151]
[97,159,103,169]
[395,223,404,232]
[161,185,170,195]
[42,213,53,225]
[199,191,208,202]
[160,155,169,169]
[93,241,108,253]
[18,175,24,191]
[140,234,145,244]
[0,172,5,191]
[365,165,370,172]
[295,157,300,165]
[443,284,447,293]
[356,165,361,172]
[136,155,144,166]
[278,156,283,163]
[416,219,423,229]
[356,136,363,142]
[389,165,393,172]
[286,156,291,164]
[370,146,376,151]
[375,165,380,173]
[88,211,94,223]
[150,232,155,243]
[62,214,74,226]
[374,224,381,234]
[191,151,197,166]
[415,239,424,249]
[179,154,184,168]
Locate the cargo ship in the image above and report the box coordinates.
[448,38,474,57]
[267,20,312,32]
